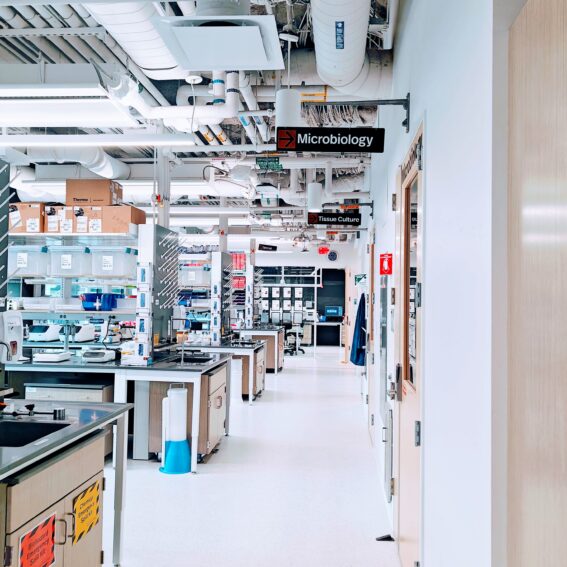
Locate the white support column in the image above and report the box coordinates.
[157,148,171,228]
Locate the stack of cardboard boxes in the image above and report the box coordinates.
[9,179,146,234]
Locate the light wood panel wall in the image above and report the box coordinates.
[508,1,567,564]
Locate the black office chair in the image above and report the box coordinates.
[284,322,305,356]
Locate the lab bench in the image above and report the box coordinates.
[0,399,131,567]
[182,339,266,404]
[5,354,232,473]
[236,326,285,373]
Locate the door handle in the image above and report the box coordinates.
[55,518,68,545]
[215,396,223,409]
[387,382,397,401]
[66,512,76,540]
[395,363,403,402]
[382,427,388,443]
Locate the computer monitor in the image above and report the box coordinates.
[293,311,303,325]
[325,306,344,318]
[260,312,269,324]
[271,312,281,325]
[282,312,292,324]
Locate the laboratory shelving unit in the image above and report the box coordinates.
[7,226,140,352]
[210,251,232,345]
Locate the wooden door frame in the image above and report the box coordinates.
[393,124,424,564]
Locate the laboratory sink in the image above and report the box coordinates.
[177,354,213,364]
[0,420,70,447]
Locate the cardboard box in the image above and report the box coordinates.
[56,207,76,234]
[102,205,146,233]
[44,205,64,233]
[66,179,123,206]
[72,206,103,233]
[85,206,103,234]
[8,203,44,233]
[46,206,106,234]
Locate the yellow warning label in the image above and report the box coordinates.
[72,480,100,545]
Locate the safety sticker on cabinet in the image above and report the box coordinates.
[72,480,101,545]
[19,513,56,567]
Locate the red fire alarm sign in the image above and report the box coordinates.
[380,253,393,275]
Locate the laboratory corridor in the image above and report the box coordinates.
[103,348,398,567]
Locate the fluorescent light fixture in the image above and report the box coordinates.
[0,135,275,151]
[0,84,108,98]
[0,99,139,128]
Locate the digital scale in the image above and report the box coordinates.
[81,348,116,363]
[33,350,71,363]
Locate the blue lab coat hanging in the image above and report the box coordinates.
[350,293,367,367]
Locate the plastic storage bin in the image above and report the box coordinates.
[91,247,138,278]
[81,293,118,311]
[8,245,49,278]
[50,246,92,277]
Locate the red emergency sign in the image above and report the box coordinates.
[379,253,393,275]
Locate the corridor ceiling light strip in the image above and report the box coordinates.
[0,135,277,151]
[0,85,107,97]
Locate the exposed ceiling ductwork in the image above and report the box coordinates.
[84,2,185,80]
[311,0,393,98]
[26,148,131,180]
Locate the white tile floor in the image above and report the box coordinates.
[104,348,399,567]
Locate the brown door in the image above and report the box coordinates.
[395,128,423,567]
[64,473,104,567]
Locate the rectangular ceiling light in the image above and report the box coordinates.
[0,99,139,128]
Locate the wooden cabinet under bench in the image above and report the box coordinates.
[148,364,228,459]
[0,434,106,567]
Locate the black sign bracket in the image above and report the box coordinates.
[303,93,411,133]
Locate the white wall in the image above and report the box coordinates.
[371,1,494,565]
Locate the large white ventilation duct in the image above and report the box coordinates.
[196,0,250,16]
[84,3,184,80]
[311,0,393,98]
[27,148,131,180]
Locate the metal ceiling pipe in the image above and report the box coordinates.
[239,72,270,142]
[220,156,369,169]
[112,72,240,126]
